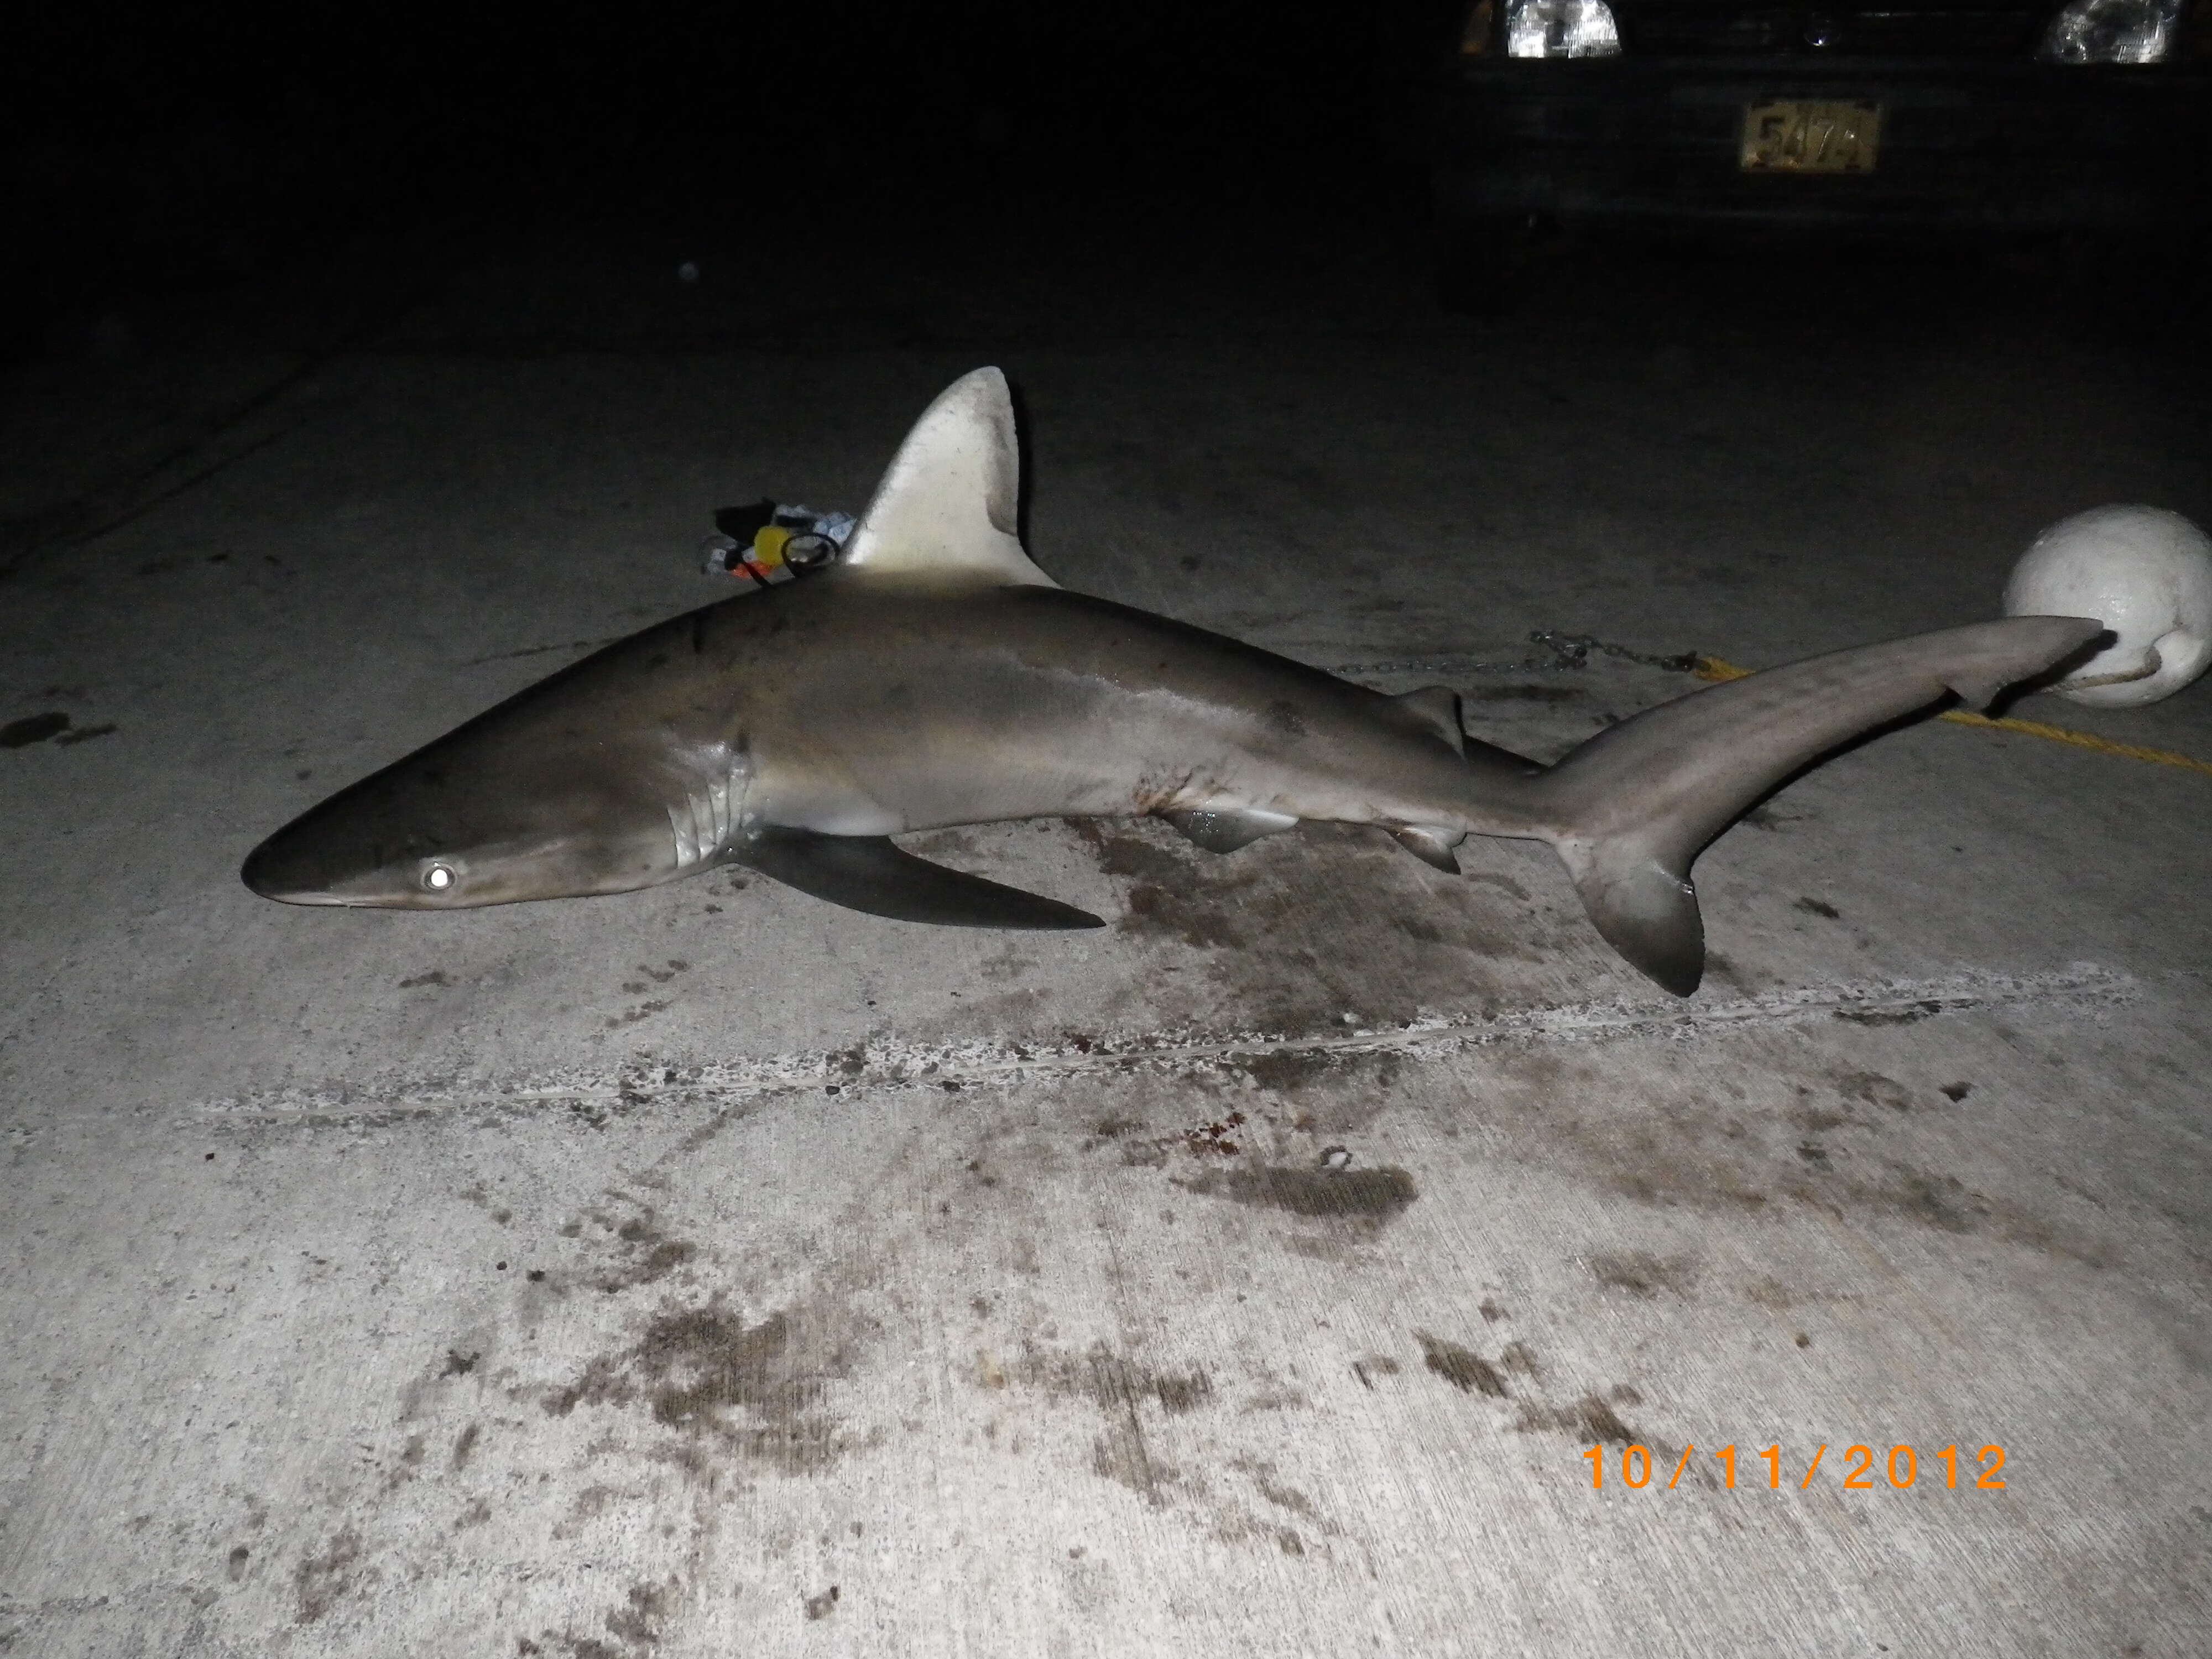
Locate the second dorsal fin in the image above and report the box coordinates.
[839,368,1058,588]
[1389,686,1465,755]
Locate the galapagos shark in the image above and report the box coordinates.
[242,368,2100,995]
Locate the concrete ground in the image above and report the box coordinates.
[4,198,2210,1658]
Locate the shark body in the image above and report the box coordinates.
[243,369,2100,995]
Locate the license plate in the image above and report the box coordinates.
[1740,100,1881,174]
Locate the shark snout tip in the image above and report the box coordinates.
[240,837,336,905]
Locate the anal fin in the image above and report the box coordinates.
[1389,825,1464,875]
[735,828,1103,930]
[1164,807,1297,854]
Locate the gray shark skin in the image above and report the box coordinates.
[242,368,2102,995]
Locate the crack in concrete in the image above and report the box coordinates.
[184,963,2134,1127]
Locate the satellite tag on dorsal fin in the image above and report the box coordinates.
[839,368,1058,588]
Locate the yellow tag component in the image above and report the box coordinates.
[1694,656,2212,778]
[752,525,793,568]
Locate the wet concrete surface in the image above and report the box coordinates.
[3,192,2209,1656]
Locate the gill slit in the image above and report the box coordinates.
[667,755,750,870]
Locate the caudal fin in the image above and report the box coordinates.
[1527,616,2103,995]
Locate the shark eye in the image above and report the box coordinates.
[422,863,456,893]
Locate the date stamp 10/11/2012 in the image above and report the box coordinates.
[1585,1443,2007,1492]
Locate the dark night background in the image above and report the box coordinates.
[13,0,2210,369]
[4,0,1459,358]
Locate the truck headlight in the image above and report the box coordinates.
[1505,0,1623,58]
[2038,0,2181,61]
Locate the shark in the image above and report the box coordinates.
[241,367,2100,995]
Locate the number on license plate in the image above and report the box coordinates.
[1740,100,1881,174]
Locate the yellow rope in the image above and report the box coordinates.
[1691,656,2212,780]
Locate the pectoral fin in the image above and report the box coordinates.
[734,828,1104,930]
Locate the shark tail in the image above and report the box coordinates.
[1517,616,2102,995]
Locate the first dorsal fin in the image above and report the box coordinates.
[839,368,1058,588]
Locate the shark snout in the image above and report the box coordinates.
[241,831,346,905]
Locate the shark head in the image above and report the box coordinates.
[241,693,711,909]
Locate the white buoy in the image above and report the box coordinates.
[2002,505,2212,707]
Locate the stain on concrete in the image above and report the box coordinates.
[1514,1394,1639,1444]
[225,1544,250,1582]
[1238,1462,1319,1519]
[1173,1162,1417,1223]
[1794,1103,1853,1133]
[1882,1167,1985,1234]
[583,1207,697,1292]
[451,1422,481,1470]
[803,1584,841,1620]
[1469,1053,1780,1215]
[398,969,452,989]
[1,712,71,747]
[1073,821,1250,950]
[545,1301,853,1475]
[1077,824,1190,886]
[1415,1331,1507,1397]
[1794,896,1840,919]
[604,1582,670,1648]
[1087,1114,1147,1146]
[1499,1340,1541,1378]
[1015,1343,1214,1417]
[1008,1343,1214,1506]
[1233,1048,1337,1093]
[1182,1112,1246,1157]
[1835,1070,1915,1113]
[1091,1417,1178,1503]
[1350,1354,1400,1390]
[1587,1251,1699,1298]
[531,1632,620,1658]
[441,1348,481,1377]
[293,1527,367,1624]
[1123,881,1246,949]
[1226,1456,1342,1547]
